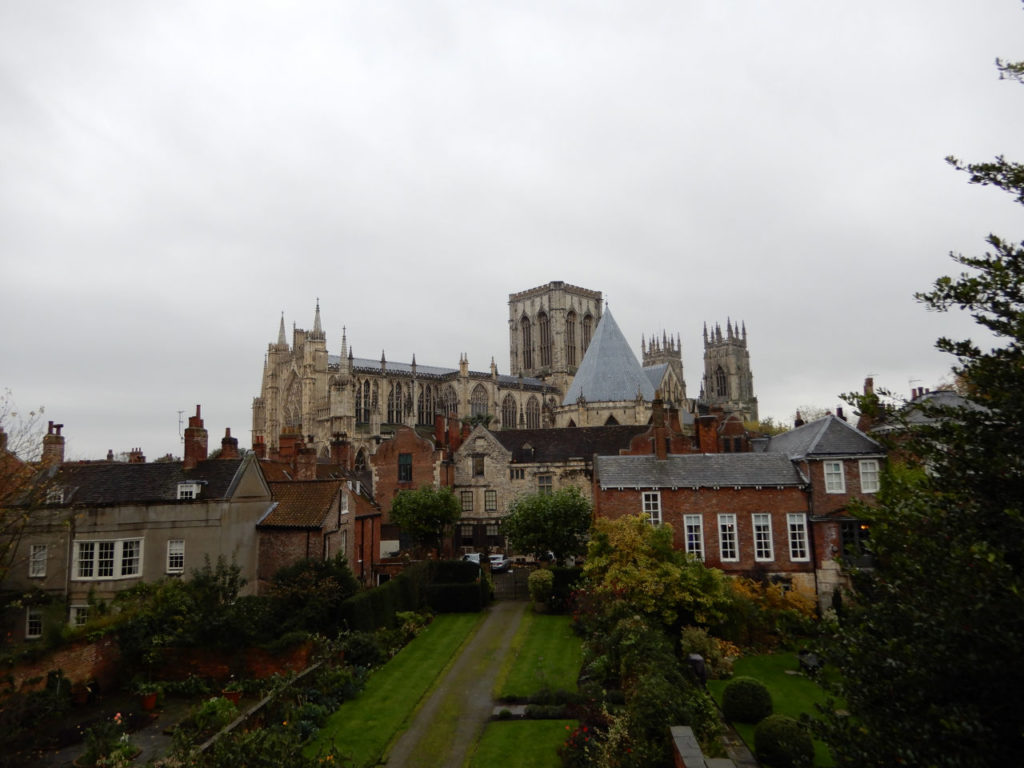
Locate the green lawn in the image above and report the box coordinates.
[305,613,483,767]
[495,611,583,699]
[708,652,837,767]
[468,720,575,768]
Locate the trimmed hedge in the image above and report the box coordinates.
[722,676,773,724]
[754,714,814,768]
[338,560,491,630]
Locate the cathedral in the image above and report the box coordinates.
[251,281,757,461]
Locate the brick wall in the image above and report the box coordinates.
[371,426,441,519]
[595,485,814,578]
[4,636,121,696]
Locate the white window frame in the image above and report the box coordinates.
[824,461,846,493]
[537,475,553,495]
[73,538,143,581]
[177,482,201,500]
[642,491,662,525]
[787,513,810,562]
[70,605,90,627]
[166,539,185,574]
[29,544,47,578]
[753,513,774,561]
[718,514,738,562]
[859,459,880,494]
[26,608,43,639]
[684,514,704,560]
[340,491,350,514]
[461,491,474,512]
[485,489,497,512]
[46,486,64,504]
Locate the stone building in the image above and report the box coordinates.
[701,320,758,422]
[252,281,758,460]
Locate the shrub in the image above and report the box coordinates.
[754,714,814,768]
[679,625,739,679]
[722,676,772,723]
[528,568,554,605]
[340,631,386,668]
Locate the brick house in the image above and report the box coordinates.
[756,412,885,606]
[593,452,815,594]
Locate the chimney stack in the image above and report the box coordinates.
[836,407,846,422]
[128,447,146,463]
[41,422,65,467]
[220,428,239,459]
[183,405,208,470]
[295,438,317,480]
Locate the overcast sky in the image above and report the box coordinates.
[3,1,1023,461]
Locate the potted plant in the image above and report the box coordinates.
[221,678,244,705]
[134,680,162,711]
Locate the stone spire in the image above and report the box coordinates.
[277,313,287,348]
[310,299,324,340]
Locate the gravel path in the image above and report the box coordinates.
[384,599,528,768]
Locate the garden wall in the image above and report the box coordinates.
[2,635,121,696]
[153,641,314,682]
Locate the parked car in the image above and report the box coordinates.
[462,553,482,565]
[489,554,511,573]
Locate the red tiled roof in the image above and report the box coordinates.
[261,479,344,528]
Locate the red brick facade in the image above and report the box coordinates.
[371,426,444,520]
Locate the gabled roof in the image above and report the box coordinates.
[261,480,343,528]
[596,453,807,489]
[761,414,883,459]
[492,425,649,464]
[45,457,253,506]
[562,309,656,405]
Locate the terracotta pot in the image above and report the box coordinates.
[222,689,241,705]
[140,692,158,711]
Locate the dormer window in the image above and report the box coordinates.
[177,482,201,500]
[46,487,64,505]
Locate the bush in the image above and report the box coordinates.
[679,625,739,679]
[722,676,772,723]
[528,568,554,605]
[340,631,386,668]
[754,714,814,768]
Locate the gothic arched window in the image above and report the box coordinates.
[441,385,459,416]
[471,384,488,418]
[284,377,302,427]
[566,311,577,367]
[418,384,434,426]
[715,366,728,397]
[538,311,551,368]
[525,396,540,429]
[521,316,533,370]
[354,449,367,471]
[501,394,517,428]
[387,383,403,423]
[582,314,594,353]
[357,380,371,424]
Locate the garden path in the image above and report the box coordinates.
[383,599,528,768]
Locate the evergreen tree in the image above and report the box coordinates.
[820,54,1024,767]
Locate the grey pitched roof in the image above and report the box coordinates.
[762,414,883,459]
[596,453,807,489]
[562,309,656,405]
[328,355,551,390]
[492,425,649,463]
[48,458,248,506]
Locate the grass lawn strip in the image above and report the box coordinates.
[708,652,836,768]
[400,609,514,768]
[468,720,576,768]
[496,612,582,699]
[305,613,484,766]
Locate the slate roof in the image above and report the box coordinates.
[595,453,808,489]
[562,309,657,405]
[760,414,884,459]
[46,458,248,506]
[261,480,343,528]
[491,425,649,464]
[328,354,552,390]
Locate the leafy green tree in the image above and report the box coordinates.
[500,486,591,563]
[389,486,460,556]
[819,53,1024,767]
[269,554,360,635]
